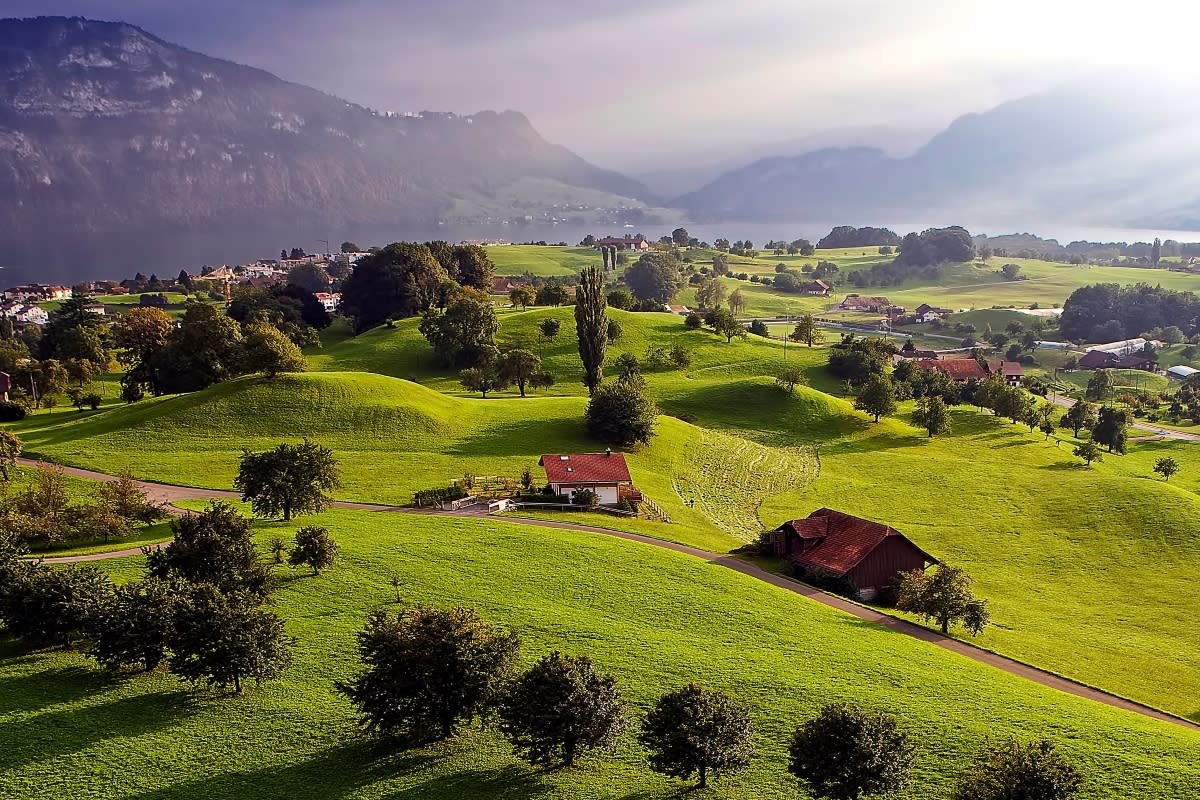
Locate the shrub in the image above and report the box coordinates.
[572,489,599,508]
[585,381,658,446]
[684,313,703,330]
[0,402,26,422]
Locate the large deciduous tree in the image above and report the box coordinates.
[88,577,177,672]
[169,583,293,694]
[340,243,448,332]
[639,684,753,788]
[337,607,520,741]
[788,703,913,800]
[498,349,543,397]
[1091,407,1128,454]
[113,306,173,395]
[151,303,245,394]
[1059,399,1097,438]
[575,266,609,396]
[912,395,951,437]
[499,651,627,767]
[234,440,341,522]
[624,252,682,303]
[146,501,270,596]
[855,374,897,422]
[241,322,307,378]
[896,564,989,635]
[419,297,500,368]
[585,381,657,446]
[953,739,1082,800]
[790,315,824,347]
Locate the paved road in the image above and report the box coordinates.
[23,458,1198,732]
[1044,395,1200,442]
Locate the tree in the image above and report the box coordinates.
[695,276,727,310]
[788,703,913,800]
[169,583,293,694]
[575,267,609,396]
[419,297,500,368]
[535,284,570,307]
[1154,456,1180,481]
[1074,439,1103,466]
[606,288,635,310]
[97,468,164,527]
[790,315,823,347]
[1091,407,1128,454]
[1059,400,1098,438]
[855,374,897,422]
[151,303,245,394]
[146,502,270,596]
[776,365,808,395]
[0,430,20,480]
[1085,369,1115,401]
[113,306,173,394]
[585,380,657,446]
[538,317,561,344]
[458,364,510,398]
[288,526,338,574]
[89,577,176,672]
[639,684,753,788]
[241,322,307,378]
[2,564,114,648]
[707,307,745,343]
[499,651,627,767]
[912,395,951,437]
[234,441,341,522]
[1001,263,1022,280]
[1151,237,1162,266]
[624,252,682,303]
[671,227,690,247]
[728,288,745,316]
[339,243,448,331]
[337,606,521,741]
[953,739,1082,800]
[896,564,989,635]
[449,244,496,292]
[288,263,331,293]
[684,312,703,330]
[341,241,361,253]
[509,285,536,310]
[497,349,542,397]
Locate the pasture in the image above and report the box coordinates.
[3,510,1199,799]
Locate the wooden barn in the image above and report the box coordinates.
[768,509,937,600]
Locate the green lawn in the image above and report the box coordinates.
[484,245,606,277]
[2,510,1198,799]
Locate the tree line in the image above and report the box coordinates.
[1059,283,1200,343]
[336,602,1082,798]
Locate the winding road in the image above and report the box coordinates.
[21,457,1198,732]
[1045,394,1200,442]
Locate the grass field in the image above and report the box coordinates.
[3,510,1198,799]
[485,245,606,277]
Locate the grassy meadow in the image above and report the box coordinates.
[3,510,1199,800]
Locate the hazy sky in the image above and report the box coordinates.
[6,1,1196,171]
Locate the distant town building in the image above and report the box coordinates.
[839,294,891,313]
[594,235,649,252]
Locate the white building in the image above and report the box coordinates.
[1086,338,1164,356]
[1167,365,1199,381]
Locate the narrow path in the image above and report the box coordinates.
[22,458,1198,732]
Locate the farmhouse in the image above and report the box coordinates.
[1077,350,1116,370]
[539,452,635,506]
[913,357,987,381]
[1112,353,1157,371]
[595,235,650,252]
[988,360,1024,386]
[839,294,891,312]
[798,280,831,296]
[313,292,341,312]
[492,277,524,295]
[914,303,951,322]
[768,508,937,600]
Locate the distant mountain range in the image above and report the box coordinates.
[0,17,662,279]
[674,81,1200,232]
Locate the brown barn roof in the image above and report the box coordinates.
[914,358,987,380]
[539,453,632,484]
[989,360,1024,377]
[776,509,936,577]
[1077,350,1115,369]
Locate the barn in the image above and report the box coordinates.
[768,509,937,600]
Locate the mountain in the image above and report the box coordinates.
[0,17,659,279]
[674,80,1200,231]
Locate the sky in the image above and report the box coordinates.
[5,0,1198,172]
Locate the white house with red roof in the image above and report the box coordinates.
[538,451,634,505]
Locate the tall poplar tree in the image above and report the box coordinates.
[575,266,608,396]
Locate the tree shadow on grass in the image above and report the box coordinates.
[0,690,195,771]
[0,662,121,715]
[1040,461,1091,471]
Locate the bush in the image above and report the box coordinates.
[748,320,769,337]
[585,381,658,446]
[0,401,26,422]
[684,313,703,330]
[572,489,599,508]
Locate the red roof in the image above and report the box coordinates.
[913,358,986,380]
[989,360,1024,377]
[539,453,632,485]
[1077,350,1115,369]
[776,509,936,576]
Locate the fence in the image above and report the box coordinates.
[507,502,637,518]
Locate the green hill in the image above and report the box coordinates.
[3,510,1197,799]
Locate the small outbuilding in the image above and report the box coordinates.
[768,508,938,600]
[539,452,634,505]
[1168,365,1199,381]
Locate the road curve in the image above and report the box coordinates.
[21,458,1199,732]
[1045,394,1200,442]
